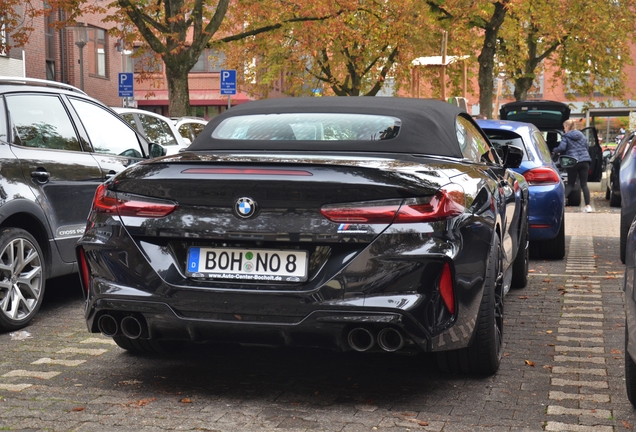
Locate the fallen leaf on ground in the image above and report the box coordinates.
[71,407,85,412]
[180,398,192,403]
[525,360,535,367]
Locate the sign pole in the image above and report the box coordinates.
[227,95,231,110]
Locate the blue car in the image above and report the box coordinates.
[478,119,566,259]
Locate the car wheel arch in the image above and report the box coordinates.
[0,204,54,276]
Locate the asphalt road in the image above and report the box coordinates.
[0,184,632,431]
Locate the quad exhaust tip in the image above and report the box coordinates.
[347,327,405,352]
[97,314,118,337]
[121,316,143,339]
[377,328,405,352]
[97,313,145,340]
[347,328,375,352]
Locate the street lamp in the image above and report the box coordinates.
[66,23,89,91]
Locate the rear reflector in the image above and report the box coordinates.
[320,185,465,224]
[439,262,455,314]
[522,167,560,185]
[182,168,312,176]
[78,247,90,294]
[92,184,178,218]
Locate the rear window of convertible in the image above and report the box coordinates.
[211,113,401,141]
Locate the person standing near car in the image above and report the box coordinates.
[552,119,593,212]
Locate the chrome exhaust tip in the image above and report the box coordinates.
[377,328,404,352]
[347,328,375,352]
[97,314,119,337]
[120,316,143,339]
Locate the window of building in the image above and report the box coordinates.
[191,49,226,73]
[88,28,107,77]
[126,48,163,73]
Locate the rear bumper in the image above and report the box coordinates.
[527,184,564,241]
[87,290,434,353]
[84,276,478,354]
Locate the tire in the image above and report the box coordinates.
[511,216,528,289]
[567,187,581,207]
[112,335,183,355]
[621,211,632,264]
[626,323,636,408]
[0,228,46,331]
[610,189,621,207]
[537,218,566,260]
[436,235,503,375]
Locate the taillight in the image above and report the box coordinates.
[78,247,90,294]
[319,199,402,223]
[394,186,465,223]
[522,167,560,185]
[320,186,465,224]
[92,184,178,218]
[439,262,455,314]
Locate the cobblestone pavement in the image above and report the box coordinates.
[0,184,633,431]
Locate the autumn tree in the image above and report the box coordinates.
[497,0,636,102]
[427,0,511,118]
[1,1,36,53]
[5,0,344,116]
[225,0,442,97]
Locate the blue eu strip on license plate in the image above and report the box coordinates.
[187,248,200,273]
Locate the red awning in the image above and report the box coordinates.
[134,89,253,106]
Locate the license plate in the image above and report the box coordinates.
[186,247,308,282]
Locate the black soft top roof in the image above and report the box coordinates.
[188,97,468,158]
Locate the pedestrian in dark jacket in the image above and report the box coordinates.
[552,119,593,212]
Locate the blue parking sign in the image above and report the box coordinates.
[118,72,134,98]
[220,70,237,95]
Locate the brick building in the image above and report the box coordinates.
[0,2,252,118]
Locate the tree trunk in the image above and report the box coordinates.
[165,67,191,118]
[513,76,533,101]
[477,2,508,119]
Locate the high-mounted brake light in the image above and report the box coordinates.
[522,167,560,185]
[182,168,312,176]
[92,184,178,218]
[319,185,465,224]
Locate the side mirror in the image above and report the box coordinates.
[150,143,167,158]
[603,149,612,158]
[502,145,523,169]
[559,155,578,168]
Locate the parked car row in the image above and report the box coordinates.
[113,108,208,154]
[6,78,590,377]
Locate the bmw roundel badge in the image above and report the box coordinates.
[234,197,257,219]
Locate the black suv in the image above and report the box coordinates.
[500,100,603,206]
[0,77,163,331]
